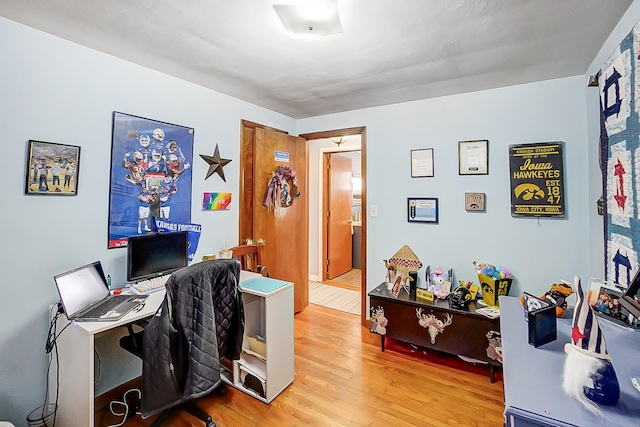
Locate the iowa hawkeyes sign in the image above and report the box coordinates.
[509,142,565,218]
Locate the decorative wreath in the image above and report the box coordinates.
[263,166,301,215]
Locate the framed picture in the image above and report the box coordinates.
[391,273,404,297]
[107,112,194,248]
[621,271,640,318]
[458,140,488,175]
[25,140,80,196]
[587,277,638,329]
[411,148,434,178]
[509,142,565,218]
[408,197,439,223]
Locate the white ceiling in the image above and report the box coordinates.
[0,1,633,119]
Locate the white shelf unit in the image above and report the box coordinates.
[223,276,294,403]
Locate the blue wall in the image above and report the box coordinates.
[3,1,640,423]
[0,17,295,425]
[299,77,591,298]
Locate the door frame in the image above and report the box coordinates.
[300,127,367,326]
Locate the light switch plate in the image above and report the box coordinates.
[371,205,378,217]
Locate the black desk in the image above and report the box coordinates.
[500,296,640,426]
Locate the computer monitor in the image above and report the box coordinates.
[126,231,189,282]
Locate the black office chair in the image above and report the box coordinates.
[120,259,244,426]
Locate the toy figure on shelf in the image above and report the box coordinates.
[383,260,397,285]
[428,266,451,299]
[562,276,620,415]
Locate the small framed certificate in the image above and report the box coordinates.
[411,148,434,178]
[458,140,489,175]
[407,197,439,223]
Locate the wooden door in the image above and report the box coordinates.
[239,122,309,313]
[326,153,353,279]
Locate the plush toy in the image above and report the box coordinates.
[562,276,620,415]
[473,261,512,279]
[519,280,574,317]
[428,266,450,299]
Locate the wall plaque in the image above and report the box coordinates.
[465,192,485,211]
[509,142,565,218]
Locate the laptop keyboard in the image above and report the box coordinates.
[82,295,133,318]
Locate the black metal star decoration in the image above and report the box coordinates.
[199,143,232,182]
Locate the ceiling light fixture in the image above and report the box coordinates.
[274,0,343,38]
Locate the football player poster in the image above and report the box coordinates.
[107,111,194,248]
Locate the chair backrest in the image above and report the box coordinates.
[229,244,269,276]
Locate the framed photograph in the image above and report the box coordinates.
[408,197,439,223]
[391,273,404,298]
[587,277,638,329]
[107,112,194,248]
[411,148,434,178]
[25,140,80,196]
[458,140,488,175]
[621,272,640,318]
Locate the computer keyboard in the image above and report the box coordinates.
[82,295,133,318]
[130,275,169,295]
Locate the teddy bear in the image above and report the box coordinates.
[519,280,574,317]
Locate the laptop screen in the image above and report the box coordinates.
[54,261,109,318]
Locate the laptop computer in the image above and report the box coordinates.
[54,261,147,322]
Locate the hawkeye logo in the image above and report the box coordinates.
[514,183,545,201]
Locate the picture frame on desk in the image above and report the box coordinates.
[25,140,81,196]
[621,270,640,319]
[587,277,638,330]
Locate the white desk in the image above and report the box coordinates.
[49,270,262,426]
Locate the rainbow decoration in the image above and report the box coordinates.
[202,192,232,210]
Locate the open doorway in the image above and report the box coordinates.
[300,128,367,325]
[322,150,361,290]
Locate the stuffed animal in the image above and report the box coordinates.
[519,280,574,317]
[428,266,450,299]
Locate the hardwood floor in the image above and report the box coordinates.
[324,268,361,291]
[309,281,360,315]
[101,304,505,427]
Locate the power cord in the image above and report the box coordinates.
[106,388,142,427]
[41,303,65,427]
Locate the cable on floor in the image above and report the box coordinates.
[107,388,142,427]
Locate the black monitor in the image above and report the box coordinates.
[126,231,189,282]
